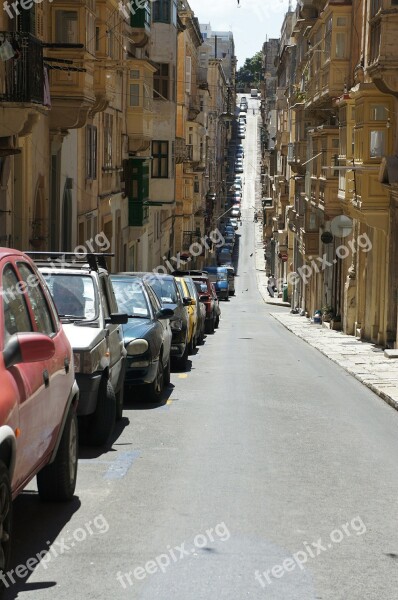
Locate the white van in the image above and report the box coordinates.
[250,88,258,98]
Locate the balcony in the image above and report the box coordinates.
[187,96,201,121]
[367,3,398,95]
[299,229,319,257]
[182,231,202,252]
[287,141,307,174]
[127,0,151,47]
[175,137,187,163]
[0,32,47,137]
[197,67,208,90]
[126,60,156,152]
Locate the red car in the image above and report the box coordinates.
[0,249,79,572]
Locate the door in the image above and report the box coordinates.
[99,275,124,391]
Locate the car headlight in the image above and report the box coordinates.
[127,339,149,356]
[73,339,107,374]
[170,319,183,331]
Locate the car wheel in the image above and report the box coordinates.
[37,407,78,501]
[115,385,124,421]
[164,357,171,387]
[83,378,116,447]
[215,315,220,329]
[146,354,164,402]
[0,461,12,589]
[174,344,188,370]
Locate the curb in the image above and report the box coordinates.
[271,313,398,413]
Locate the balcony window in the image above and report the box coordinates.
[324,16,332,61]
[55,11,78,44]
[130,0,151,28]
[129,84,140,106]
[370,104,388,120]
[370,130,385,158]
[86,125,97,180]
[152,141,169,178]
[103,113,113,169]
[369,19,381,64]
[153,0,171,23]
[153,63,169,100]
[335,33,347,59]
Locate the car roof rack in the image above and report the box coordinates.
[172,270,208,277]
[25,251,114,272]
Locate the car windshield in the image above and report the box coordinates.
[150,278,179,304]
[44,274,98,321]
[184,277,195,298]
[111,279,150,318]
[194,281,208,294]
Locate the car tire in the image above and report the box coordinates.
[146,353,164,402]
[83,378,116,447]
[215,315,220,329]
[174,344,188,370]
[164,357,171,387]
[115,384,124,421]
[0,461,12,589]
[37,407,78,501]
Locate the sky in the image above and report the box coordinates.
[189,0,291,67]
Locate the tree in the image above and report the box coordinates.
[236,51,263,89]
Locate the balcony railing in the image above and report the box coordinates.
[182,231,203,252]
[0,32,44,103]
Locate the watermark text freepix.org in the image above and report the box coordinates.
[0,514,109,589]
[254,515,366,588]
[116,521,231,588]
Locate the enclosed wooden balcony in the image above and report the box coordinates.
[367,1,398,96]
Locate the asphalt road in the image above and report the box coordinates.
[7,98,398,600]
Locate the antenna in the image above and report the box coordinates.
[288,0,293,11]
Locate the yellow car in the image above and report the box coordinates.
[175,276,197,353]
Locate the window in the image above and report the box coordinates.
[370,130,385,158]
[370,104,388,120]
[335,33,346,59]
[152,141,169,178]
[185,56,192,94]
[55,11,78,44]
[324,16,332,61]
[153,64,169,100]
[129,84,140,106]
[153,0,170,23]
[2,265,32,343]
[18,263,55,336]
[103,113,113,169]
[86,125,97,180]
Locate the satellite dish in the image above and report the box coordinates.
[330,215,353,238]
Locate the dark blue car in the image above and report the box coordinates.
[110,275,173,402]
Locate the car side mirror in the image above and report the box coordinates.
[183,297,195,307]
[199,295,208,302]
[156,308,174,320]
[4,333,55,369]
[105,312,128,325]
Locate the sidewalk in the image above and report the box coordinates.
[270,311,398,412]
[253,217,290,307]
[252,209,398,412]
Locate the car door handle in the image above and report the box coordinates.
[43,370,50,388]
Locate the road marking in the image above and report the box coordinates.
[178,373,188,379]
[166,399,172,405]
[103,450,140,480]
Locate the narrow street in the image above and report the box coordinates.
[7,101,398,600]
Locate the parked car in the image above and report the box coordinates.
[235,163,244,173]
[203,266,229,301]
[174,271,218,334]
[239,103,248,112]
[143,273,190,370]
[225,265,236,296]
[174,276,197,353]
[229,218,239,230]
[237,131,245,140]
[0,249,79,572]
[110,274,173,402]
[183,275,206,345]
[217,247,233,266]
[39,253,127,446]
